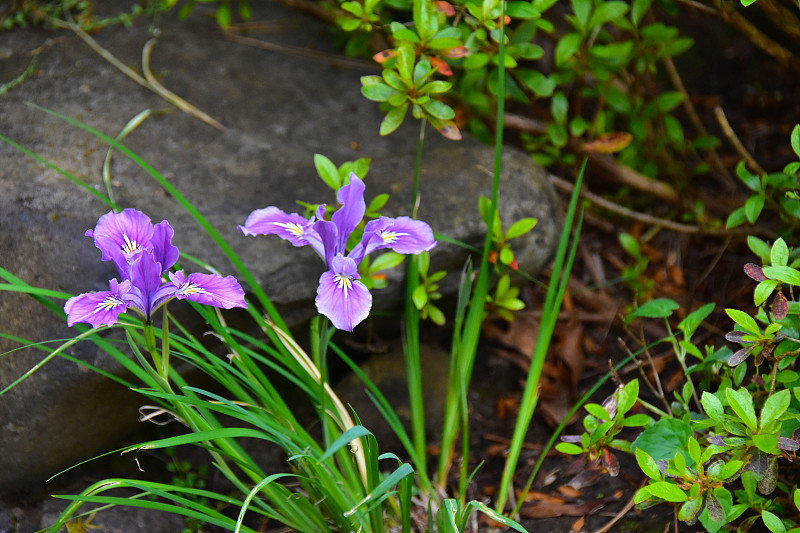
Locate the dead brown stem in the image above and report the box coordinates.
[661,56,736,191]
[713,105,766,175]
[505,113,683,204]
[711,0,800,71]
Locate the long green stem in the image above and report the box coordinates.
[405,117,428,483]
[435,0,507,490]
[312,316,332,448]
[495,160,586,513]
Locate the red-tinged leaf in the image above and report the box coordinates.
[777,437,800,451]
[437,120,462,140]
[772,291,788,320]
[581,132,634,154]
[441,45,470,58]
[496,15,512,27]
[705,492,724,523]
[759,458,778,495]
[603,449,620,477]
[725,330,748,343]
[744,263,767,281]
[436,0,456,16]
[728,346,752,367]
[429,56,453,76]
[373,50,396,63]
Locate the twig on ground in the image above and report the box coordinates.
[504,113,682,204]
[673,0,719,15]
[549,174,746,236]
[756,0,800,43]
[710,0,800,71]
[264,0,339,24]
[588,486,640,533]
[50,17,227,132]
[661,56,736,191]
[222,30,379,71]
[713,105,766,175]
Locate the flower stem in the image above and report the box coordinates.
[161,307,170,382]
[404,116,428,484]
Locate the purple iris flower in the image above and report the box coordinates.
[65,208,247,328]
[239,174,436,331]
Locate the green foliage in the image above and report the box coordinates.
[1,0,147,30]
[727,126,800,233]
[556,379,651,476]
[411,251,447,325]
[361,39,459,137]
[337,0,704,183]
[589,211,800,531]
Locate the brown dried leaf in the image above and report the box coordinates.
[558,485,583,499]
[773,290,788,320]
[581,132,633,154]
[744,263,767,281]
[519,500,604,518]
[521,491,567,504]
[602,449,620,477]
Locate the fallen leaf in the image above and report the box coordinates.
[581,132,633,154]
[558,485,583,499]
[521,490,567,504]
[571,515,585,532]
[519,500,604,518]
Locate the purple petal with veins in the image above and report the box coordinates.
[64,279,132,328]
[169,270,247,309]
[315,254,371,331]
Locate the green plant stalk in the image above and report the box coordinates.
[312,317,363,495]
[664,319,702,412]
[404,117,428,483]
[161,307,170,382]
[435,0,507,489]
[102,109,152,205]
[495,160,586,513]
[312,316,333,448]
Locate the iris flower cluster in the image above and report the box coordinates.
[65,208,247,328]
[239,174,436,331]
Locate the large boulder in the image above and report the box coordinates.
[0,1,560,493]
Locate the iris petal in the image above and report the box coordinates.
[128,251,170,319]
[64,279,132,328]
[169,270,248,309]
[151,220,180,273]
[353,216,436,261]
[315,254,371,331]
[331,174,366,253]
[238,207,324,257]
[89,208,155,263]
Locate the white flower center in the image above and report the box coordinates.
[277,222,306,238]
[380,231,406,244]
[122,234,140,255]
[335,273,353,291]
[96,295,126,312]
[177,282,206,296]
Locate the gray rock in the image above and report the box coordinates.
[0,1,559,494]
